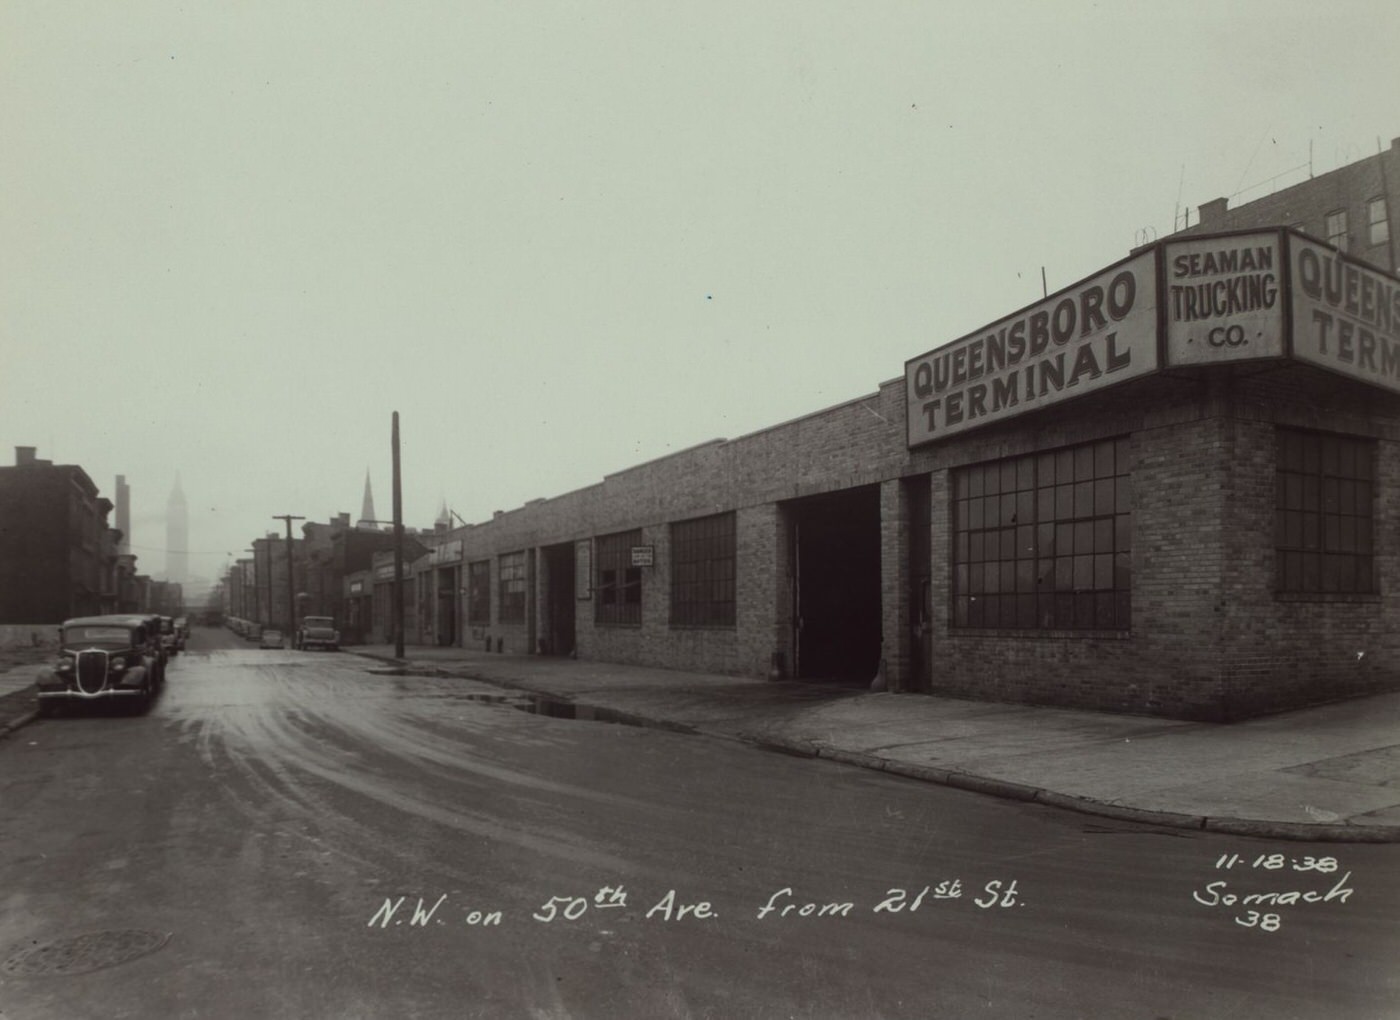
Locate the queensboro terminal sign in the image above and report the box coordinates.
[904,228,1400,447]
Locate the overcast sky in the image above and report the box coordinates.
[4,1,1399,589]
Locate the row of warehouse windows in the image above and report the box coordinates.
[442,425,1379,635]
[949,426,1378,632]
[460,514,737,629]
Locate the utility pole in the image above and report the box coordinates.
[392,411,405,660]
[244,547,260,625]
[272,514,305,639]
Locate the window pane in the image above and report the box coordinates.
[1094,441,1115,478]
[1056,484,1074,519]
[1074,481,1094,517]
[1074,445,1094,481]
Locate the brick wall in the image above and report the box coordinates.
[430,353,1400,718]
[1214,366,1400,717]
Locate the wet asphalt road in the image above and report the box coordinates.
[1,628,1398,1019]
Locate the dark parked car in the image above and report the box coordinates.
[36,614,166,716]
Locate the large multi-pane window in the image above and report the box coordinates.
[595,529,643,626]
[671,512,736,627]
[498,551,526,623]
[1369,197,1390,248]
[1275,429,1375,594]
[466,559,491,624]
[952,437,1131,631]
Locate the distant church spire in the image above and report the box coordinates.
[357,470,378,529]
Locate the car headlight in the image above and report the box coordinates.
[55,659,73,674]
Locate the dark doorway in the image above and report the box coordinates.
[787,485,882,685]
[436,566,458,647]
[541,543,576,657]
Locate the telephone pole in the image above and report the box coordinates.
[272,514,305,639]
[391,411,405,660]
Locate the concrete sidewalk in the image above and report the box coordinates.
[5,645,1398,842]
[349,644,1400,844]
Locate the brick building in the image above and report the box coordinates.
[1173,136,1399,274]
[301,521,427,645]
[413,225,1400,722]
[252,532,305,634]
[0,447,116,625]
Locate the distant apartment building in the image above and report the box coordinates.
[1170,136,1399,274]
[0,447,115,624]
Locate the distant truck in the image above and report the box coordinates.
[296,616,340,652]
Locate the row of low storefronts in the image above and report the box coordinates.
[344,227,1400,722]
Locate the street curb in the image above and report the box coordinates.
[1035,790,1207,830]
[942,771,1042,802]
[1202,816,1400,844]
[0,708,37,740]
[342,648,1400,844]
[748,735,819,759]
[0,685,39,738]
[816,747,890,771]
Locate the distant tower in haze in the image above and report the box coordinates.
[115,475,131,554]
[166,472,188,583]
[357,471,378,530]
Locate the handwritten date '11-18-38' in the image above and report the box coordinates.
[1192,852,1355,932]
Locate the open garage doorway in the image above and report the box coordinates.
[540,542,576,657]
[785,485,882,685]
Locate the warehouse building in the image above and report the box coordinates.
[419,225,1400,722]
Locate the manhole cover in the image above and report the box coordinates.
[2,929,171,976]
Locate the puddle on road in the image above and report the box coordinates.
[451,691,695,734]
[362,668,695,733]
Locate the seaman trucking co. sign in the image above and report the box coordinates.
[905,251,1158,445]
[1164,231,1284,365]
[904,228,1400,447]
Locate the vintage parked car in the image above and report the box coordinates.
[37,615,166,716]
[296,616,340,652]
[158,615,183,656]
[259,628,285,649]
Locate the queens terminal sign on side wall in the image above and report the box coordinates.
[905,250,1159,446]
[1291,237,1400,394]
